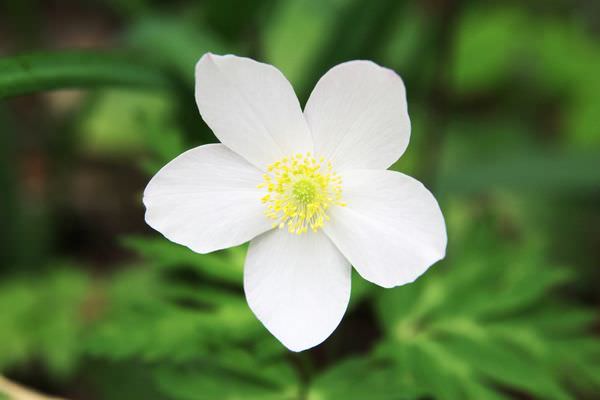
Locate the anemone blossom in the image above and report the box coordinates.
[143,53,447,351]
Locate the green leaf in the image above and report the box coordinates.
[0,51,169,99]
[120,235,244,285]
[308,357,416,400]
[443,335,571,400]
[375,218,600,399]
[410,341,472,398]
[154,355,298,400]
[0,267,89,377]
[85,266,274,363]
[513,306,598,336]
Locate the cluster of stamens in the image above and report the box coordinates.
[258,152,345,234]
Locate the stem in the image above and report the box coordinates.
[287,352,315,400]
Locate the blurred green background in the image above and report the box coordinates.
[1,0,599,399]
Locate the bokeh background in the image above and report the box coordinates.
[1,0,599,399]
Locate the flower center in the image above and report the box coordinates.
[258,152,345,234]
[292,179,317,204]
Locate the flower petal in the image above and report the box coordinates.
[144,144,272,254]
[304,60,410,171]
[195,53,312,170]
[323,170,446,288]
[244,229,351,352]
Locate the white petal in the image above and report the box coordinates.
[195,53,312,170]
[323,170,446,288]
[244,229,351,352]
[304,60,410,171]
[143,144,272,254]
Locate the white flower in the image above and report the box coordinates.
[143,53,447,352]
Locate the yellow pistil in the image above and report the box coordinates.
[258,152,345,234]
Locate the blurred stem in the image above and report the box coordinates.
[417,0,462,186]
[288,352,315,400]
[0,376,67,400]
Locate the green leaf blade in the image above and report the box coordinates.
[0,51,169,99]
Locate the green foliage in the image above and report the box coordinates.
[308,357,416,400]
[439,146,600,195]
[78,89,176,156]
[0,51,169,98]
[263,0,348,89]
[85,237,296,399]
[126,15,230,84]
[0,267,89,377]
[154,357,298,400]
[0,205,598,400]
[372,214,600,399]
[77,210,599,400]
[537,22,600,148]
[435,115,600,196]
[85,267,263,362]
[452,7,528,94]
[451,5,600,147]
[120,236,245,285]
[379,4,426,73]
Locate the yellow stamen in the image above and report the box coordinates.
[258,152,345,234]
